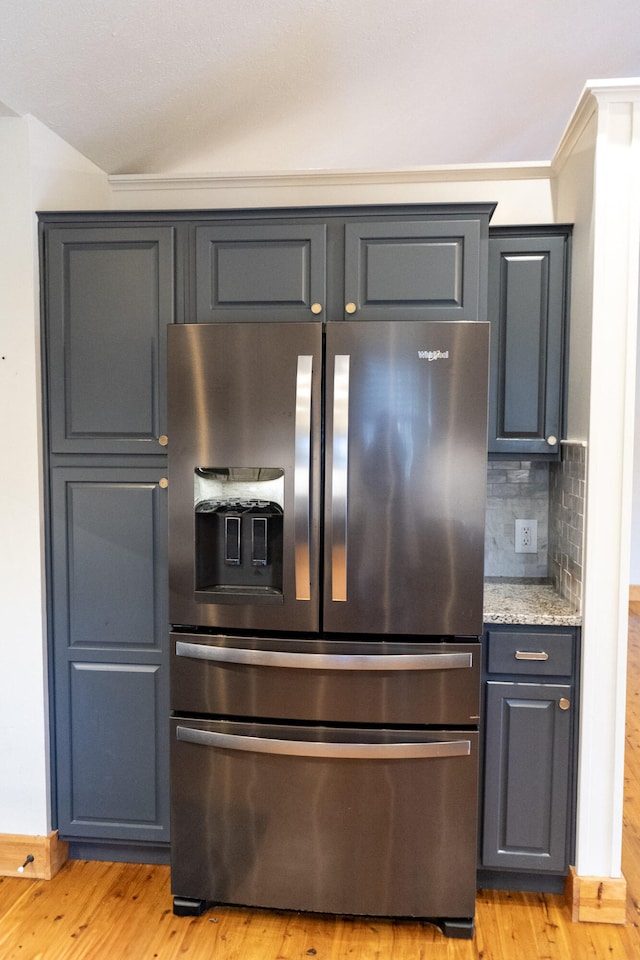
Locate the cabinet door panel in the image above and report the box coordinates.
[344,220,483,321]
[45,227,174,454]
[195,223,326,322]
[68,663,165,832]
[51,470,167,651]
[488,233,567,456]
[482,681,571,872]
[51,467,169,842]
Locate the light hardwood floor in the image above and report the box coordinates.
[2,617,640,960]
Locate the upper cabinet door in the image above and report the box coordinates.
[343,219,485,321]
[488,231,569,457]
[45,226,175,455]
[195,223,327,322]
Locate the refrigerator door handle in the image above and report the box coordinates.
[176,726,471,760]
[175,640,473,671]
[294,355,313,600]
[331,354,350,601]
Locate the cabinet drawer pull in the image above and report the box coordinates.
[514,650,549,661]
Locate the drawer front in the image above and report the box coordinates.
[171,718,479,918]
[487,630,574,676]
[171,634,481,725]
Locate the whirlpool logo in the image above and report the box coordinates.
[417,349,449,361]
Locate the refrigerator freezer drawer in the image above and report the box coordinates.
[171,634,481,725]
[170,718,479,920]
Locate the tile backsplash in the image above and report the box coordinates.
[548,443,586,612]
[484,446,585,613]
[484,461,550,578]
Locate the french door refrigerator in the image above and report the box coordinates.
[168,320,489,939]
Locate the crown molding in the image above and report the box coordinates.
[108,161,552,193]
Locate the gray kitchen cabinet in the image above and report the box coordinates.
[41,205,491,862]
[195,222,327,322]
[43,225,176,455]
[40,215,178,859]
[42,204,546,864]
[49,466,169,846]
[481,626,578,880]
[487,227,571,458]
[193,205,494,323]
[343,217,487,321]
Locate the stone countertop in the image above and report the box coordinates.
[483,579,582,627]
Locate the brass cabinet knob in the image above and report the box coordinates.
[345,302,357,315]
[559,697,571,711]
[159,435,169,447]
[310,303,323,315]
[546,435,558,446]
[159,477,169,489]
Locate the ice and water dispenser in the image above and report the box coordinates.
[194,468,284,598]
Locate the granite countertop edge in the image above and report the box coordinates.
[483,578,582,627]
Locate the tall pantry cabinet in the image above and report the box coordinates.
[41,222,180,857]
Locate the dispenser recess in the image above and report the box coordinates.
[194,468,284,602]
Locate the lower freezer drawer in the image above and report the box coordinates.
[170,718,479,920]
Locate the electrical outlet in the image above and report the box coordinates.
[515,518,538,554]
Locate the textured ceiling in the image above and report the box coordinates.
[0,0,639,175]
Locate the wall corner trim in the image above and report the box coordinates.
[553,78,640,176]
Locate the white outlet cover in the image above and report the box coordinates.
[515,518,538,554]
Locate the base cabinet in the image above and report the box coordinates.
[482,680,572,872]
[481,626,578,877]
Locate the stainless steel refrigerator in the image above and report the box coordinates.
[168,320,489,939]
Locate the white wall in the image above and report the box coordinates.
[631,280,640,584]
[0,116,108,836]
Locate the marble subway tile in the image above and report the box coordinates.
[485,446,585,612]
